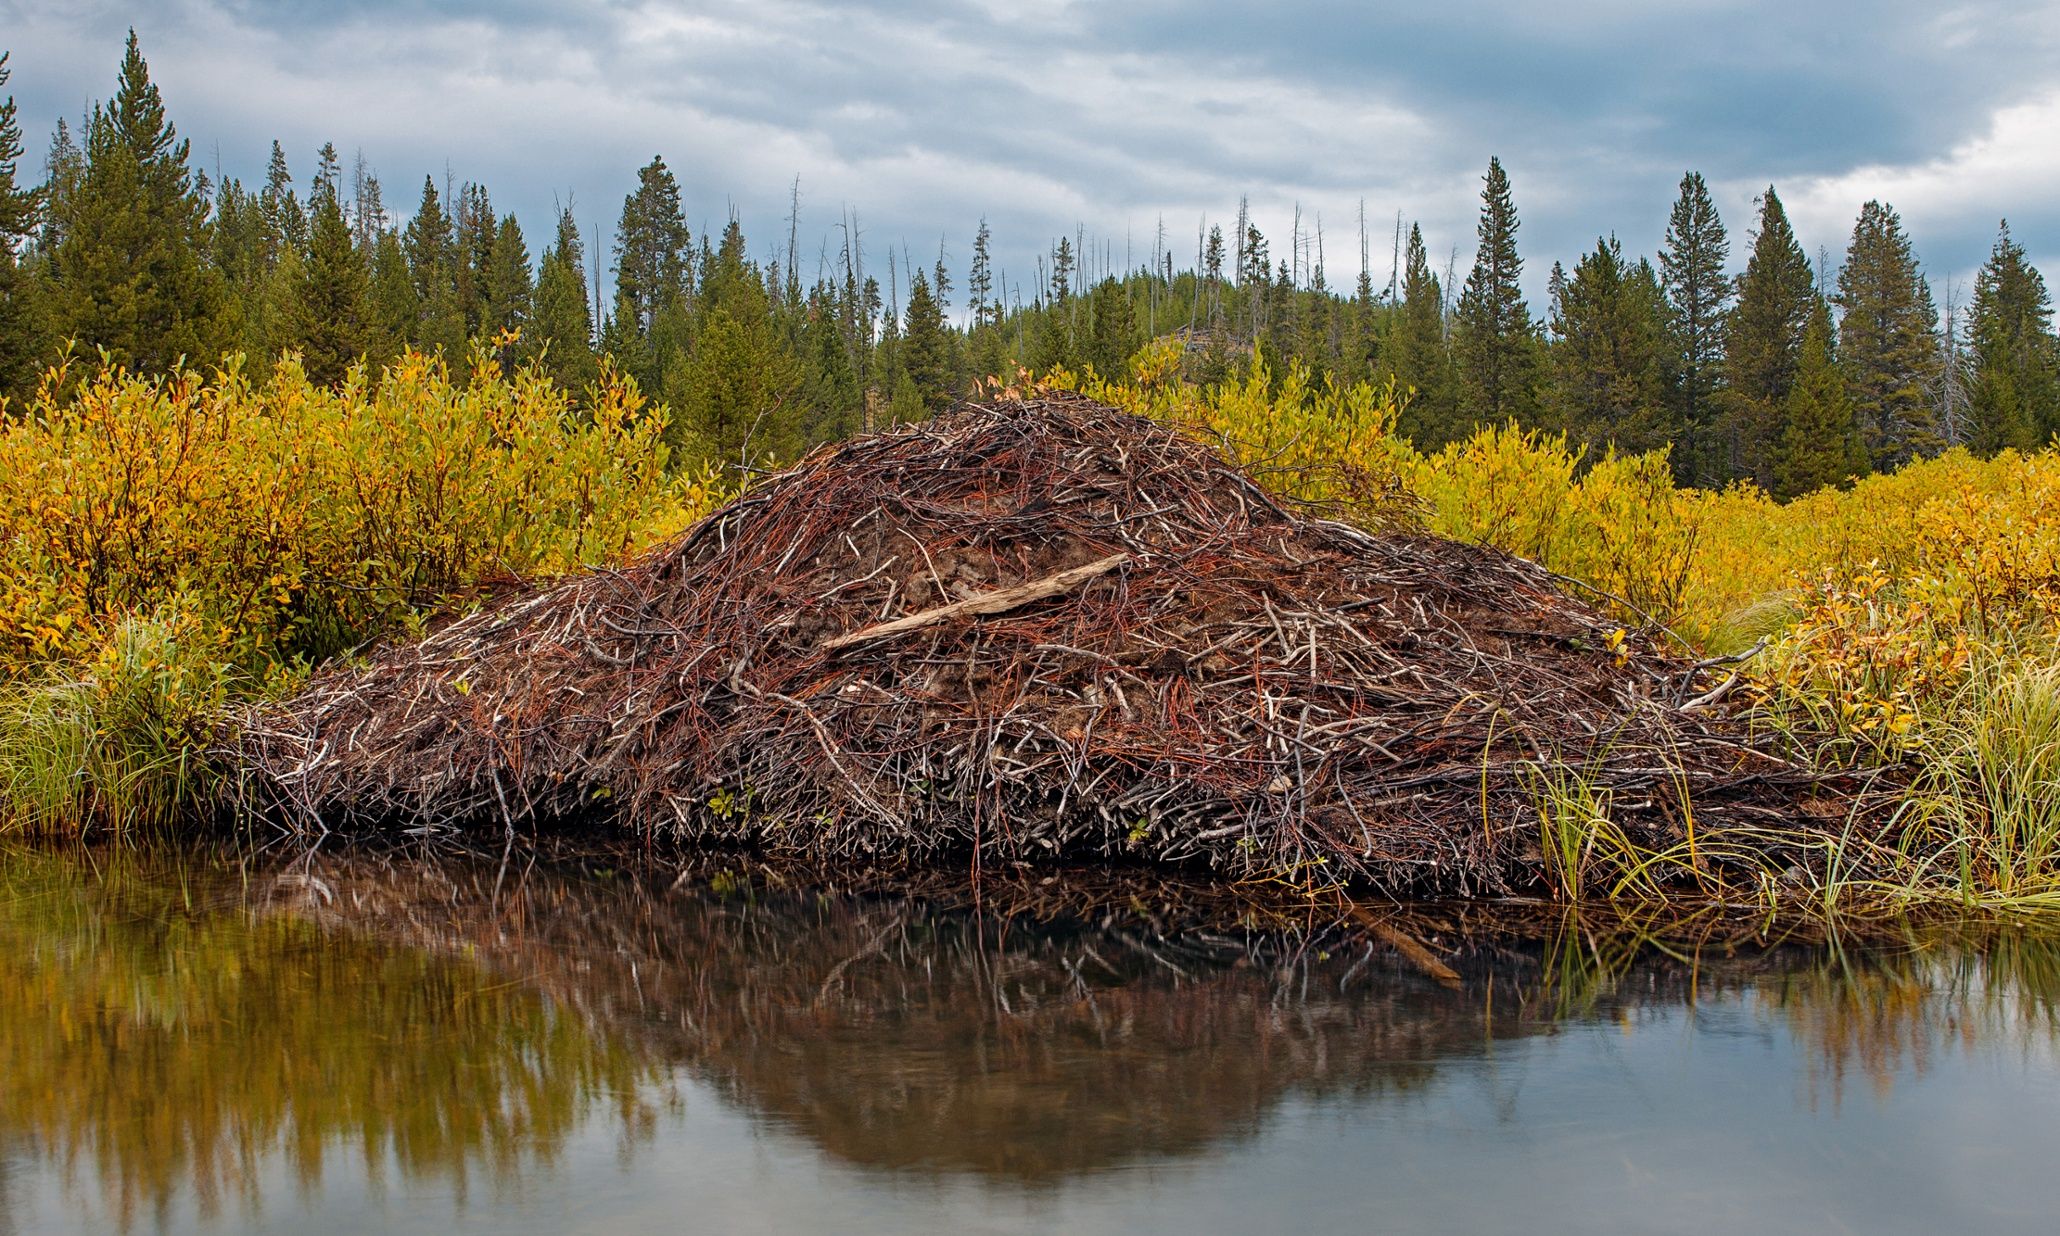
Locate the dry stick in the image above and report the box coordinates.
[822,553,1130,651]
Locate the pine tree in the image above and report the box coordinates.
[967,218,993,328]
[208,178,269,354]
[483,214,532,344]
[1085,277,1138,377]
[46,31,227,372]
[36,118,82,254]
[1050,236,1075,303]
[1837,200,1941,468]
[348,151,385,252]
[1965,220,2057,454]
[365,228,415,364]
[1389,223,1456,447]
[452,181,496,336]
[1720,187,1815,488]
[290,159,369,384]
[261,141,305,257]
[532,206,598,394]
[1658,171,1730,484]
[966,218,1005,381]
[402,175,465,354]
[800,284,861,443]
[1453,156,1539,428]
[1547,235,1671,455]
[900,268,952,414]
[0,50,45,399]
[1202,224,1226,325]
[678,217,802,465]
[613,156,691,386]
[1773,296,1861,500]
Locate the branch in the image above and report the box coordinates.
[822,552,1129,651]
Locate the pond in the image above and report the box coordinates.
[0,843,2054,1234]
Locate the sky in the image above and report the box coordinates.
[3,0,2056,319]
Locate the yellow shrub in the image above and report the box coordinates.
[0,347,726,674]
[1059,340,1420,525]
[1408,425,1700,628]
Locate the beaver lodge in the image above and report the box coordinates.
[234,395,1857,895]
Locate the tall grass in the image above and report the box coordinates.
[1904,660,2060,905]
[0,611,235,836]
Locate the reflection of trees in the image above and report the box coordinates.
[1762,932,2060,1108]
[1522,911,2060,1109]
[0,846,660,1231]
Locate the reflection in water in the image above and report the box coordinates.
[0,842,2058,1231]
[0,847,661,1230]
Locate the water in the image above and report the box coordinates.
[1,844,2056,1235]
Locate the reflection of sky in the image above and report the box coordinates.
[12,996,2059,1235]
[3,1,2056,308]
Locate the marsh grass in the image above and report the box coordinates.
[0,612,235,836]
[1898,660,2060,905]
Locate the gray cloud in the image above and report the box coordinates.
[2,0,2054,312]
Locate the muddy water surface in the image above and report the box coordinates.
[0,843,2055,1234]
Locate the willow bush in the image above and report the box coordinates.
[1,346,726,833]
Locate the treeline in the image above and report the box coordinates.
[1,35,2055,496]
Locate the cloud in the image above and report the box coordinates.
[2,0,2055,308]
[1778,91,2060,289]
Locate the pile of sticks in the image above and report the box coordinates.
[232,395,1853,893]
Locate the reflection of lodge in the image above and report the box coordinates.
[282,854,1532,1179]
[268,851,2060,1177]
[0,844,2054,1229]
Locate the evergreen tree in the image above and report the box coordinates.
[403,175,464,353]
[1237,222,1268,288]
[348,151,385,252]
[36,118,82,254]
[1837,200,1940,468]
[0,51,44,399]
[290,160,369,384]
[1202,224,1226,326]
[46,31,226,372]
[1453,156,1539,428]
[1085,276,1138,377]
[678,217,802,465]
[1050,236,1075,303]
[453,181,495,335]
[1721,187,1815,487]
[208,178,271,355]
[365,228,415,364]
[966,217,1005,382]
[1658,171,1730,484]
[1964,220,2057,454]
[1389,223,1455,446]
[1547,236,1671,455]
[967,218,993,328]
[532,205,597,393]
[800,285,861,443]
[482,213,532,345]
[612,155,691,386]
[260,141,305,257]
[1773,295,1861,500]
[900,268,952,413]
